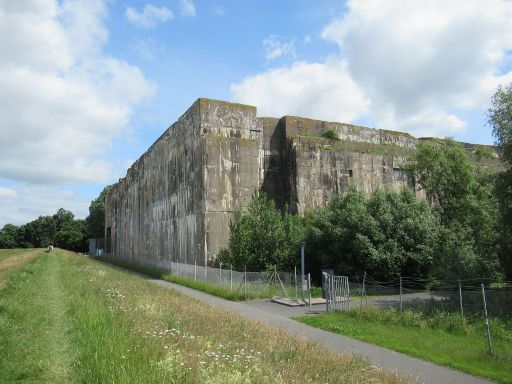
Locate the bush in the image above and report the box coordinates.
[321,129,338,140]
[217,191,304,271]
[304,188,440,281]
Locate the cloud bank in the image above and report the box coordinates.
[232,0,512,137]
[0,0,156,185]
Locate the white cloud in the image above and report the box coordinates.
[213,6,224,16]
[233,0,512,138]
[125,4,173,28]
[180,0,196,17]
[231,58,369,122]
[0,187,17,199]
[0,184,90,227]
[321,0,512,136]
[0,0,156,185]
[263,35,296,60]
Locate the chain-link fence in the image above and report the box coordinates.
[349,274,512,318]
[338,273,512,353]
[165,261,299,299]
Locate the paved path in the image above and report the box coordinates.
[147,278,493,384]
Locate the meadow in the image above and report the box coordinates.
[0,248,405,383]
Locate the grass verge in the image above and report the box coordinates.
[97,256,297,301]
[0,249,405,383]
[295,307,512,383]
[0,248,40,263]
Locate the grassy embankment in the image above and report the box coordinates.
[295,307,512,383]
[98,256,308,301]
[0,248,405,383]
[97,256,380,302]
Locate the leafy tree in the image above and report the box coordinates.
[304,188,439,281]
[406,139,503,279]
[53,208,74,232]
[0,224,19,248]
[55,219,88,251]
[405,139,477,224]
[488,83,512,164]
[217,191,304,271]
[26,215,56,247]
[0,208,87,251]
[86,185,112,238]
[488,83,512,278]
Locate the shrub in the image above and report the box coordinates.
[217,191,305,271]
[322,129,338,140]
[304,188,440,281]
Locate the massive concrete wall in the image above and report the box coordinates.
[105,98,502,268]
[279,117,417,214]
[105,99,262,267]
[201,100,262,263]
[105,101,205,269]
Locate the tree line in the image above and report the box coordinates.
[218,84,512,281]
[0,186,112,252]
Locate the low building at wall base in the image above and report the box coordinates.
[104,98,500,270]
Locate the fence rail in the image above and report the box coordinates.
[348,273,512,318]
[90,245,303,299]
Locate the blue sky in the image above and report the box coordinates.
[1,0,512,226]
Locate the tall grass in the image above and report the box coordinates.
[0,249,405,384]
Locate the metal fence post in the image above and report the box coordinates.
[325,274,330,312]
[399,276,403,314]
[481,283,493,354]
[219,263,222,285]
[194,261,197,282]
[308,273,312,307]
[274,265,277,296]
[458,280,464,318]
[301,242,305,302]
[230,267,233,292]
[244,265,247,299]
[294,266,298,300]
[360,271,366,309]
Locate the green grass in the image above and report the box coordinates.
[0,249,404,383]
[0,248,34,262]
[295,307,512,383]
[97,256,297,301]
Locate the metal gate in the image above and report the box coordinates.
[325,275,350,311]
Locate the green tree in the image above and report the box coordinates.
[27,215,56,247]
[53,208,74,232]
[55,219,88,251]
[488,83,512,278]
[488,83,512,164]
[304,188,439,281]
[217,191,304,271]
[86,185,112,238]
[0,224,19,248]
[406,139,502,279]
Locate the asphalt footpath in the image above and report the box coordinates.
[147,278,494,384]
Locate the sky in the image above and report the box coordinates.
[1,0,512,227]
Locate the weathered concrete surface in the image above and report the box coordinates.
[105,99,263,268]
[105,98,502,269]
[202,100,262,263]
